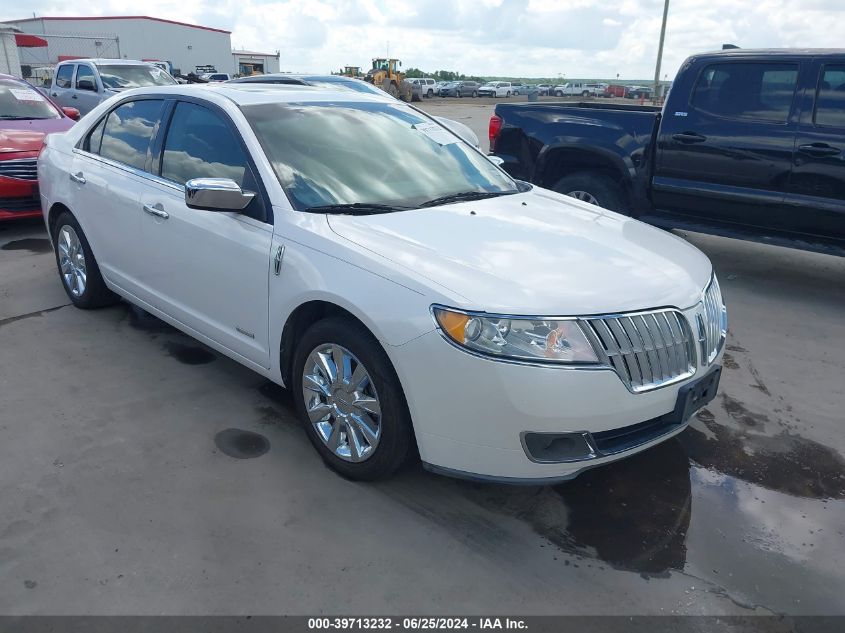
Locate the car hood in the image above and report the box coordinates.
[0,118,75,153]
[327,189,713,315]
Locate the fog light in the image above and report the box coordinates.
[522,432,596,463]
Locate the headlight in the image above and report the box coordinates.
[432,306,599,364]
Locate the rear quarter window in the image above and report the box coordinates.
[691,62,798,123]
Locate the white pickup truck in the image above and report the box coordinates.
[49,58,177,116]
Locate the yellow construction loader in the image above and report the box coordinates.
[364,58,412,101]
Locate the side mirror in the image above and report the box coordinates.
[61,107,81,121]
[77,78,96,91]
[185,178,255,211]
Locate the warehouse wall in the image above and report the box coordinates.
[6,17,234,75]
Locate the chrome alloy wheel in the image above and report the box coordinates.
[566,190,600,205]
[301,343,382,462]
[58,225,87,297]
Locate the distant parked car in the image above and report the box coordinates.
[625,85,653,99]
[536,84,553,96]
[49,58,177,115]
[478,82,511,97]
[602,84,628,98]
[553,82,594,97]
[201,73,232,82]
[434,81,449,95]
[410,78,437,97]
[439,81,480,98]
[0,74,77,222]
[510,82,526,95]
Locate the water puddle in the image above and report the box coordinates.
[214,428,270,459]
[162,341,216,365]
[1,238,52,254]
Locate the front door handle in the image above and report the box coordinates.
[672,132,707,144]
[69,172,86,185]
[51,92,58,97]
[71,94,78,99]
[798,143,841,157]
[143,203,169,219]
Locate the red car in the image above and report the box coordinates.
[0,74,78,221]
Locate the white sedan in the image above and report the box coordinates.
[38,84,726,482]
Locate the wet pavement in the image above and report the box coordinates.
[1,191,844,615]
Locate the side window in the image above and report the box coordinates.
[75,65,96,91]
[814,65,845,128]
[55,65,74,89]
[99,100,165,171]
[692,62,798,123]
[84,116,107,154]
[161,101,265,222]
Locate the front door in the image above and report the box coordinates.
[135,100,272,368]
[72,63,102,116]
[652,59,801,233]
[50,64,75,108]
[786,60,845,241]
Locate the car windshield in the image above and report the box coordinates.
[0,79,59,120]
[245,100,517,211]
[98,65,177,90]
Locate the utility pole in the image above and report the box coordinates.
[652,0,670,101]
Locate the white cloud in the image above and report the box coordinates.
[4,0,845,79]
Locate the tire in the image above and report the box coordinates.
[455,91,461,98]
[51,211,118,309]
[427,89,433,98]
[581,90,590,97]
[555,90,563,97]
[551,171,627,214]
[292,317,413,481]
[472,91,477,98]
[506,91,511,97]
[386,82,398,99]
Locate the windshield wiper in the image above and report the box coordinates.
[0,115,50,120]
[304,202,410,215]
[417,190,515,208]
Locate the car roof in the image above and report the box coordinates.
[57,58,156,66]
[695,48,845,59]
[117,83,397,106]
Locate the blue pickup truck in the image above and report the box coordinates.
[490,49,845,255]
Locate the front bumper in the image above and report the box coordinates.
[389,325,723,481]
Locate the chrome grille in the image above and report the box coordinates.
[0,158,38,181]
[698,275,726,365]
[583,309,696,393]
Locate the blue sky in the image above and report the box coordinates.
[4,0,844,79]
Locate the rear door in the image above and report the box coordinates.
[50,63,75,107]
[652,58,801,231]
[71,98,167,292]
[786,59,845,241]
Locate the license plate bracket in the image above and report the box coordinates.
[672,365,721,425]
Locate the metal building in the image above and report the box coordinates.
[232,50,280,76]
[3,15,234,76]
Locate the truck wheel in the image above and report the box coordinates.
[455,91,462,98]
[427,89,433,97]
[581,90,590,97]
[555,90,563,97]
[472,91,478,98]
[552,172,627,214]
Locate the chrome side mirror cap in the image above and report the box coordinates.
[487,155,505,167]
[185,178,255,211]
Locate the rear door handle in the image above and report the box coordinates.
[71,94,77,99]
[798,143,841,157]
[672,132,707,144]
[143,203,169,219]
[69,172,86,185]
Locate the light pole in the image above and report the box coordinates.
[652,0,670,101]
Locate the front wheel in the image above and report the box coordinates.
[52,211,118,308]
[555,90,563,97]
[427,89,433,97]
[293,317,413,481]
[506,91,511,97]
[552,172,627,214]
[455,91,461,98]
[472,91,478,98]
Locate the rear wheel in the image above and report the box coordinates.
[581,90,590,97]
[427,89,433,97]
[555,90,563,97]
[472,91,478,98]
[552,172,627,214]
[455,91,462,98]
[293,317,413,481]
[52,211,118,308]
[506,91,511,98]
